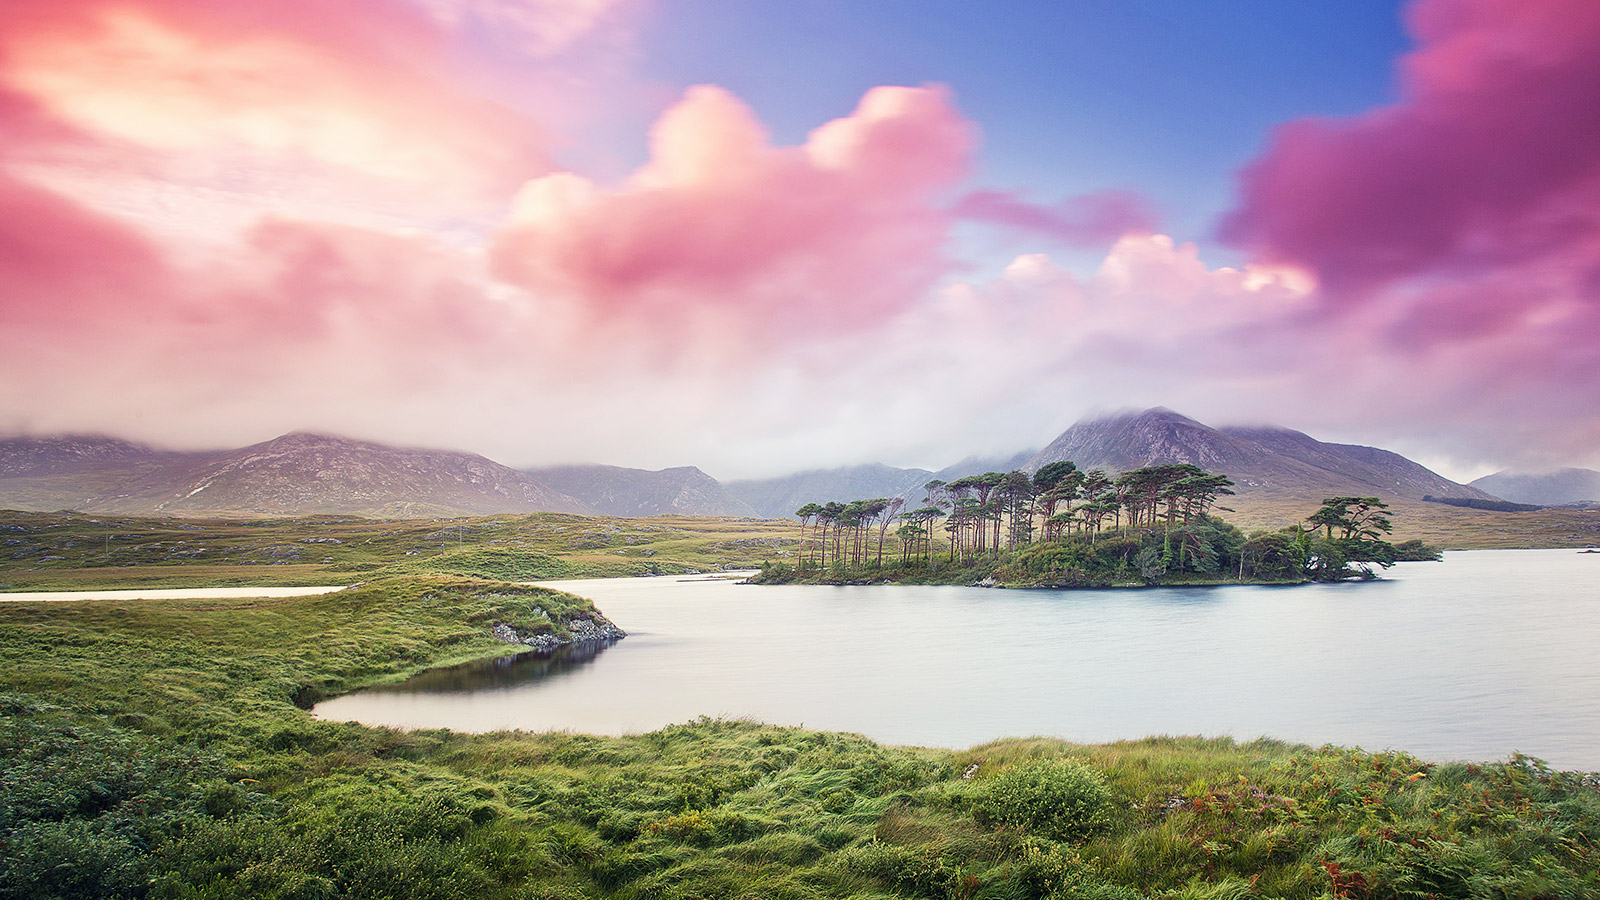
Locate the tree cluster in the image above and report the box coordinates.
[790,462,1242,583]
[778,465,1420,586]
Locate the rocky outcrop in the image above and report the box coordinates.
[491,609,626,652]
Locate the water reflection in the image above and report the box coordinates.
[368,639,620,694]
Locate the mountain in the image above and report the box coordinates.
[0,412,1538,529]
[1027,408,1279,482]
[0,432,590,518]
[725,408,1501,523]
[726,450,1044,519]
[0,435,186,512]
[525,464,756,517]
[1024,407,1496,501]
[1017,407,1508,535]
[932,449,1038,483]
[1471,468,1600,506]
[726,463,936,519]
[1215,424,1501,501]
[0,435,171,477]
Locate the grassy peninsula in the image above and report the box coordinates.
[4,576,1599,899]
[755,464,1440,588]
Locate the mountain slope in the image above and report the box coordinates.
[0,435,171,477]
[932,449,1038,483]
[1471,468,1600,506]
[1024,408,1494,502]
[726,463,936,519]
[0,432,591,517]
[1025,408,1287,485]
[1218,425,1500,501]
[0,435,187,512]
[526,464,756,517]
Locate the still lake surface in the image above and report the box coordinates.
[315,549,1600,769]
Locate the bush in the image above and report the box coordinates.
[971,759,1114,842]
[1393,539,1443,561]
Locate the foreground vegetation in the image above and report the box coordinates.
[768,463,1439,587]
[0,510,794,592]
[4,579,1598,899]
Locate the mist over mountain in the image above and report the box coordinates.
[727,408,1499,523]
[932,450,1039,483]
[722,450,1042,519]
[1024,408,1498,502]
[1,409,1504,524]
[525,464,755,517]
[0,435,172,477]
[725,464,936,520]
[1471,468,1600,507]
[0,432,590,518]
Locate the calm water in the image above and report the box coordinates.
[315,550,1600,769]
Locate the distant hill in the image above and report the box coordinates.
[0,435,172,477]
[1024,408,1497,502]
[932,449,1038,483]
[1471,468,1600,507]
[0,432,590,518]
[724,409,1504,524]
[0,435,188,513]
[526,464,756,517]
[726,463,937,519]
[3,413,1564,535]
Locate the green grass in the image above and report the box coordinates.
[0,509,796,592]
[3,578,1598,899]
[3,501,1593,596]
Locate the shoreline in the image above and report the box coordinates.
[0,584,348,602]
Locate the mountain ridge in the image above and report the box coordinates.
[1023,409,1498,503]
[525,463,756,517]
[725,463,935,520]
[1470,468,1600,507]
[0,431,591,518]
[0,410,1507,523]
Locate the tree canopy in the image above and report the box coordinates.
[762,464,1424,588]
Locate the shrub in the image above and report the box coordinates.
[971,759,1114,842]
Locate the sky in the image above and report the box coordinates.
[1,0,1597,481]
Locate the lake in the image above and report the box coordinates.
[314,549,1600,769]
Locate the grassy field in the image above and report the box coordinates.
[1224,494,1600,550]
[4,498,1595,595]
[0,510,797,592]
[2,576,1597,899]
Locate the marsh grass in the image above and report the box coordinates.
[0,510,797,592]
[2,578,1598,898]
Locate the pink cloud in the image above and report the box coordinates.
[491,84,975,334]
[1221,0,1600,293]
[0,171,172,328]
[1211,0,1600,465]
[226,219,506,353]
[953,189,1158,247]
[406,0,633,56]
[0,0,549,202]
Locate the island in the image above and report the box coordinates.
[751,463,1441,587]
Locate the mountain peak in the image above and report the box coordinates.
[1028,408,1491,503]
[258,431,381,450]
[1028,407,1256,475]
[1085,406,1197,426]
